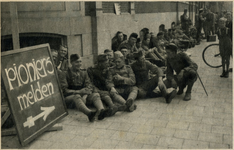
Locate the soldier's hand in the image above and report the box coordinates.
[171,79,177,88]
[110,87,118,95]
[158,79,165,89]
[177,70,184,83]
[113,74,123,81]
[82,95,87,103]
[80,88,92,95]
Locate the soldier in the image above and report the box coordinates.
[106,51,138,112]
[205,9,215,36]
[112,31,125,52]
[196,9,206,45]
[87,54,126,117]
[164,43,198,101]
[180,9,190,35]
[118,33,138,55]
[55,45,69,71]
[120,46,130,65]
[51,50,64,82]
[131,50,177,103]
[60,54,109,122]
[104,49,115,67]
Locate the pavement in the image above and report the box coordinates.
[1,39,233,149]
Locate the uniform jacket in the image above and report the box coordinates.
[87,65,108,91]
[55,54,69,71]
[106,65,136,90]
[60,67,92,96]
[166,52,198,81]
[131,60,163,85]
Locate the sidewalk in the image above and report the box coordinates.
[1,39,233,149]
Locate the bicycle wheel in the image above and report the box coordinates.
[202,44,222,68]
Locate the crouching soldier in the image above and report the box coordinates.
[106,51,138,112]
[87,54,126,117]
[60,54,109,122]
[131,50,177,103]
[164,43,198,101]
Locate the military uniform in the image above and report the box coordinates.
[131,60,163,98]
[87,65,117,110]
[131,50,176,103]
[55,54,69,72]
[205,11,215,35]
[106,65,138,108]
[60,65,107,121]
[118,40,138,64]
[196,11,206,44]
[164,52,198,100]
[181,13,190,35]
[112,40,122,52]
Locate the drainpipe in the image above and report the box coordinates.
[10,2,20,49]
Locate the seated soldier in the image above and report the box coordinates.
[118,33,138,56]
[164,43,198,101]
[104,49,115,67]
[141,36,164,67]
[120,46,131,65]
[106,51,138,112]
[153,32,168,61]
[159,24,170,42]
[131,50,177,103]
[55,45,69,72]
[60,54,109,122]
[87,54,126,116]
[112,31,126,52]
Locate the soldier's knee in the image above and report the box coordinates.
[190,70,197,79]
[73,94,82,99]
[89,93,101,102]
[92,93,100,98]
[132,86,138,91]
[137,88,147,99]
[151,76,159,83]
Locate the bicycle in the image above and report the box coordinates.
[202,43,222,68]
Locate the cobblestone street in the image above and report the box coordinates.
[2,39,233,149]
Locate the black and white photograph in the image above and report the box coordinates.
[1,1,233,149]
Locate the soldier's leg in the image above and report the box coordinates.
[125,86,138,112]
[99,91,115,108]
[65,94,96,122]
[99,91,122,116]
[137,87,148,99]
[145,76,177,103]
[110,93,128,111]
[110,88,126,105]
[138,76,161,98]
[87,93,109,120]
[225,54,230,78]
[183,69,197,101]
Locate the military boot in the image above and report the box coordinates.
[220,70,226,77]
[159,85,177,104]
[183,81,195,101]
[87,111,97,122]
[184,92,191,101]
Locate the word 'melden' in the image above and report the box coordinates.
[4,57,55,111]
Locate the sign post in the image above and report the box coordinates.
[1,44,68,146]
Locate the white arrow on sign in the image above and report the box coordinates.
[23,106,55,128]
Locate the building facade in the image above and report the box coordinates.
[1,1,228,68]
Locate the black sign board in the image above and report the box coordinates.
[1,44,68,146]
